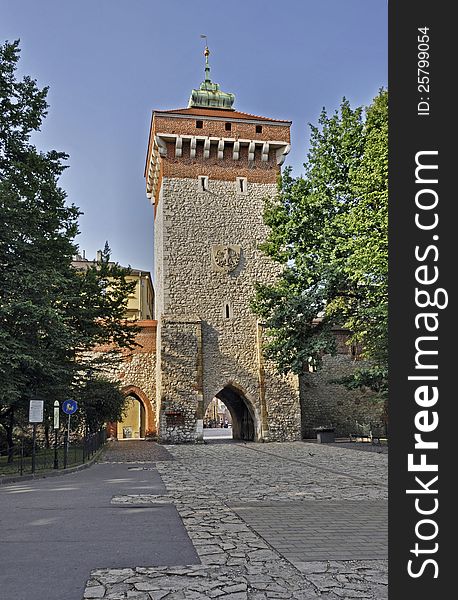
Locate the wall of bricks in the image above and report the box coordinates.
[160,140,280,184]
[153,114,291,143]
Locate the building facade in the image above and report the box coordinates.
[72,252,154,321]
[96,49,383,443]
[144,47,301,442]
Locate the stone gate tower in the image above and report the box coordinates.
[144,47,301,442]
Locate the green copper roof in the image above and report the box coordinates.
[188,46,235,110]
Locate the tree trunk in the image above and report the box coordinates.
[44,423,50,449]
[6,409,15,464]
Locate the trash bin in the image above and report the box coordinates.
[314,427,335,443]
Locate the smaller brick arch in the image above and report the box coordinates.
[120,385,156,437]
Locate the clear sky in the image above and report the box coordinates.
[1,0,387,273]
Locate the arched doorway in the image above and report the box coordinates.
[210,385,255,441]
[117,395,146,439]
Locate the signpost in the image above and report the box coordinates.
[62,399,78,469]
[29,399,44,474]
[53,400,60,469]
[29,400,44,423]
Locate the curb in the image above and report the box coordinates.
[0,446,105,486]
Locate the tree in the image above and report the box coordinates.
[252,91,388,397]
[0,40,137,457]
[74,376,127,433]
[328,91,388,394]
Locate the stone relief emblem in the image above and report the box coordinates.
[211,244,241,273]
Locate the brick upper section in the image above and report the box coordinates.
[151,107,291,144]
[145,106,291,205]
[159,140,279,183]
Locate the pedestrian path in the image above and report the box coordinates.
[83,441,388,600]
[99,439,174,462]
[0,444,198,600]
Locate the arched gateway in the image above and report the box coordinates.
[147,47,302,443]
[116,386,149,439]
[213,384,256,441]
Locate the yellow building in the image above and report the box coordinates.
[72,251,154,321]
[116,396,146,439]
[73,251,155,440]
[124,270,154,321]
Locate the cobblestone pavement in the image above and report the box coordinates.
[325,441,388,455]
[84,441,388,599]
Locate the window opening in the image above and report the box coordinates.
[225,122,232,131]
[236,177,247,193]
[198,176,209,191]
[223,302,233,319]
[255,125,263,133]
[196,120,203,129]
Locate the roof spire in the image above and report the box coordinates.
[200,35,211,82]
[188,37,235,110]
[204,44,211,82]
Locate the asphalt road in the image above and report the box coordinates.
[0,462,199,600]
[203,427,233,440]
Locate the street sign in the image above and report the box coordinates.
[53,400,60,429]
[29,400,44,423]
[62,399,78,415]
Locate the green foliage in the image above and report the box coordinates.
[252,91,388,396]
[0,40,136,445]
[74,376,127,433]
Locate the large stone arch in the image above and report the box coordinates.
[205,381,261,441]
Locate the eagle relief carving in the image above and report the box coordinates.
[211,244,241,273]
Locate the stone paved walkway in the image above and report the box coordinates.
[83,441,388,599]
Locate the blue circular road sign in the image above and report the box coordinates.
[62,399,78,415]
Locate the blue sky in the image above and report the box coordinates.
[1,0,387,273]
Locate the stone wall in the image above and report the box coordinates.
[299,354,385,439]
[157,317,203,443]
[155,176,301,442]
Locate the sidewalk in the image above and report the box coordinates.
[0,444,198,600]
